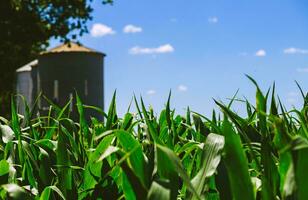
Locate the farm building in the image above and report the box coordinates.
[16,42,106,120]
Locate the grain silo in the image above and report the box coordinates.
[16,59,38,114]
[16,42,106,120]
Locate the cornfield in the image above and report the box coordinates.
[0,76,307,200]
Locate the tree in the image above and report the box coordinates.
[0,0,112,118]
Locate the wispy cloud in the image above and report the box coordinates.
[178,84,188,92]
[296,68,308,73]
[284,47,308,54]
[255,49,266,57]
[170,18,178,23]
[90,23,115,37]
[123,24,142,33]
[208,16,218,24]
[129,44,174,55]
[239,52,248,56]
[147,90,156,95]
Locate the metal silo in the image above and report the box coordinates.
[16,59,38,114]
[15,43,105,120]
[38,43,105,120]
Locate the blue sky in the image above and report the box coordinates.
[51,0,308,116]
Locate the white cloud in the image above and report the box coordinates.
[178,84,188,92]
[123,24,142,33]
[296,68,308,73]
[147,90,156,95]
[90,23,115,37]
[284,47,308,54]
[255,49,266,57]
[208,16,218,24]
[129,44,174,55]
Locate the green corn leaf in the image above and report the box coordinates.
[40,185,66,200]
[147,181,170,200]
[120,157,147,200]
[106,91,117,130]
[44,98,72,140]
[122,171,137,200]
[76,93,91,148]
[121,113,133,130]
[81,135,114,196]
[156,144,201,200]
[192,114,209,139]
[115,130,149,189]
[11,96,25,166]
[166,90,172,130]
[247,76,280,200]
[0,159,9,185]
[221,119,255,200]
[295,145,308,200]
[133,94,143,120]
[140,97,162,144]
[0,125,14,143]
[1,184,32,200]
[56,125,72,196]
[191,133,225,199]
[0,160,9,176]
[97,146,119,162]
[270,82,278,116]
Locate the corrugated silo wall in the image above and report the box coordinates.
[38,52,104,120]
[16,71,33,114]
[31,66,39,106]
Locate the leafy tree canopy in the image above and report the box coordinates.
[0,0,112,117]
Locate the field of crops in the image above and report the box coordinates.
[0,77,307,200]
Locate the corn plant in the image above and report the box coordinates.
[0,77,307,200]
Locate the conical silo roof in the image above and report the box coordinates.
[41,42,105,56]
[16,59,38,73]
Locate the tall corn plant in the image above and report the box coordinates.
[0,77,307,199]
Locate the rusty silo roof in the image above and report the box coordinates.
[16,42,105,73]
[41,42,105,56]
